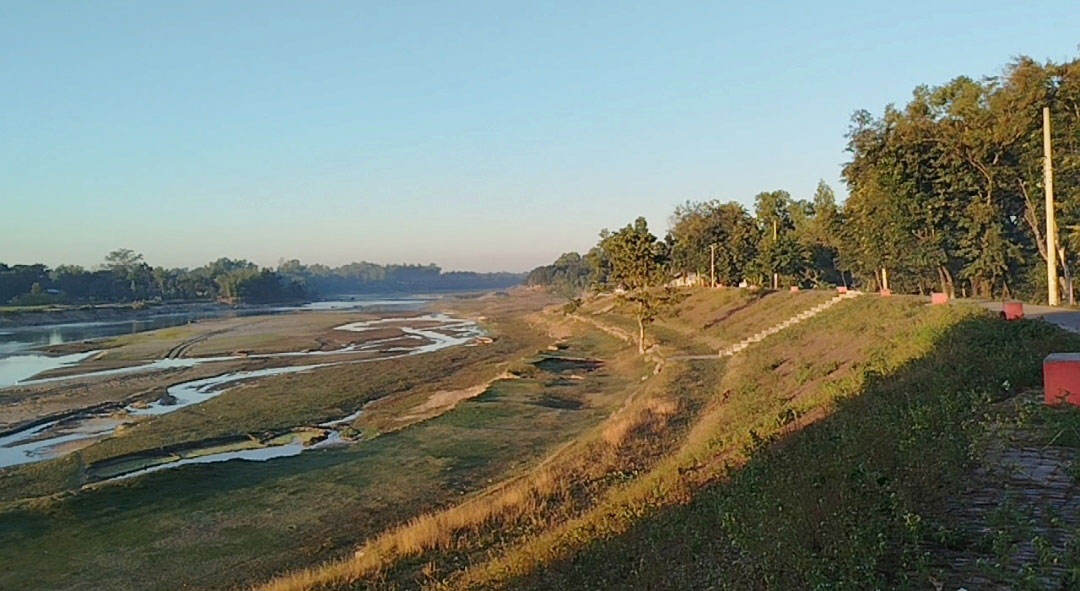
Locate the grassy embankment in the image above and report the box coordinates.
[0,292,651,590]
[263,289,1080,591]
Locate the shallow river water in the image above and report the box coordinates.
[0,309,482,476]
[0,297,430,388]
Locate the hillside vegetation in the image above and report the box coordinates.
[262,288,1080,590]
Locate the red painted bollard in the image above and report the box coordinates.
[837,286,848,294]
[880,289,892,297]
[790,286,799,293]
[931,292,948,305]
[1003,301,1024,321]
[1044,353,1080,406]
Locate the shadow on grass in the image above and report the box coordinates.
[499,315,1080,591]
[700,294,765,330]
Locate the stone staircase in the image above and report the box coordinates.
[716,291,862,357]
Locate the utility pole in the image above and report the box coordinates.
[772,219,779,289]
[1045,106,1060,306]
[709,244,716,288]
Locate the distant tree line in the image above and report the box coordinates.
[0,249,309,306]
[529,54,1080,303]
[527,184,844,294]
[1,250,523,306]
[274,259,523,295]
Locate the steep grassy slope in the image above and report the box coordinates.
[470,304,1080,591]
[263,289,1080,591]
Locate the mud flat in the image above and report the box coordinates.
[0,313,484,470]
[0,290,613,591]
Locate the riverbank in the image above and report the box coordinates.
[0,289,650,591]
[0,301,232,328]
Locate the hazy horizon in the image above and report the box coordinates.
[3,1,1078,272]
[2,251,529,275]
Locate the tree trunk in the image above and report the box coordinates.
[938,266,955,298]
[1021,180,1049,262]
[637,315,645,355]
[1060,247,1074,306]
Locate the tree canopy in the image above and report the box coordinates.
[528,54,1080,303]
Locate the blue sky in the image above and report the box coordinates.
[2,1,1078,272]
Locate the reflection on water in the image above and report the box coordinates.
[0,313,240,357]
[0,297,431,357]
[0,351,99,390]
[0,416,125,469]
[109,441,308,482]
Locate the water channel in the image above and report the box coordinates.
[0,301,482,480]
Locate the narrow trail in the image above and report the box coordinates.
[568,313,666,376]
[568,313,636,345]
[164,328,229,359]
[672,291,863,361]
[937,426,1080,590]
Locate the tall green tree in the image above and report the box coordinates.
[668,200,758,285]
[793,181,846,287]
[525,252,592,299]
[843,55,1080,299]
[597,217,675,354]
[750,190,808,287]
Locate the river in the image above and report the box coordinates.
[0,311,484,476]
[0,297,431,388]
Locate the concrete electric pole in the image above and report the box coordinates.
[710,244,716,288]
[1045,106,1060,306]
[772,219,779,289]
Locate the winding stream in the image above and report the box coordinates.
[0,296,431,388]
[0,313,484,474]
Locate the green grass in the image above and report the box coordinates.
[9,289,1074,591]
[247,295,1054,591]
[259,291,947,591]
[465,305,1080,590]
[579,287,838,355]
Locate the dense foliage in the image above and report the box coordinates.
[524,253,593,298]
[0,250,309,306]
[276,259,522,295]
[529,186,846,293]
[843,56,1080,300]
[529,55,1080,302]
[0,250,522,306]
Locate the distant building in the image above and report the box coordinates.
[668,272,703,288]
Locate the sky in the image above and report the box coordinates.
[1,1,1078,273]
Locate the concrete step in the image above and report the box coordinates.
[717,291,863,357]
